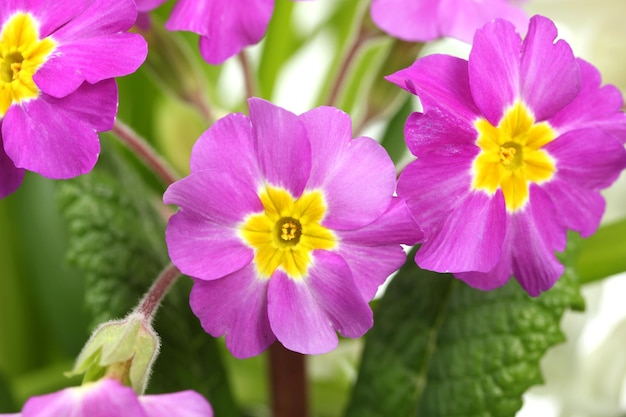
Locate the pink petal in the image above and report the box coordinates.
[468,18,522,124]
[415,190,507,274]
[0,135,24,199]
[510,185,566,296]
[549,59,626,142]
[190,265,275,359]
[268,251,372,354]
[166,0,274,64]
[248,98,311,198]
[165,211,254,281]
[21,379,145,417]
[140,391,213,417]
[519,15,580,121]
[2,80,118,179]
[189,112,261,191]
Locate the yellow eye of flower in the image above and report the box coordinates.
[239,186,337,279]
[471,102,557,212]
[0,12,56,116]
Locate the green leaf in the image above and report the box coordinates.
[345,237,584,417]
[56,143,239,415]
[57,144,169,327]
[0,371,16,412]
[576,218,626,284]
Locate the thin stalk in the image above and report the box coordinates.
[238,50,257,99]
[268,342,309,417]
[325,26,374,107]
[135,263,181,324]
[111,119,180,186]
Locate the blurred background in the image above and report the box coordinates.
[1,0,626,416]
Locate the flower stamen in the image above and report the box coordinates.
[472,102,557,212]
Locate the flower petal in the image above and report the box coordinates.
[0,0,88,38]
[268,251,372,354]
[166,0,273,64]
[164,170,263,226]
[249,98,311,197]
[509,185,566,296]
[397,152,475,237]
[189,112,261,191]
[468,18,521,124]
[546,128,626,190]
[316,137,396,230]
[165,211,253,281]
[190,265,275,359]
[542,179,605,238]
[415,190,506,273]
[338,197,423,246]
[549,59,626,142]
[140,391,213,417]
[0,136,24,199]
[336,198,422,300]
[21,379,145,417]
[439,0,528,43]
[35,34,147,98]
[2,80,118,179]
[519,15,580,121]
[370,0,440,41]
[387,54,480,124]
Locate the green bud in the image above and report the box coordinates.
[68,313,160,394]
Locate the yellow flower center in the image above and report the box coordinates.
[471,102,557,212]
[0,13,56,116]
[239,185,337,279]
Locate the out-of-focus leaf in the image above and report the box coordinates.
[257,0,299,99]
[345,236,584,417]
[576,218,626,284]
[0,372,15,412]
[56,143,239,416]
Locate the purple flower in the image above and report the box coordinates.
[387,15,626,296]
[1,378,213,417]
[0,0,147,198]
[164,98,422,358]
[371,0,528,43]
[159,0,310,65]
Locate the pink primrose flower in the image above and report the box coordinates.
[387,15,626,296]
[0,0,147,198]
[371,0,528,43]
[164,97,422,358]
[1,378,213,417]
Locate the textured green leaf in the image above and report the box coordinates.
[56,143,239,416]
[345,237,584,417]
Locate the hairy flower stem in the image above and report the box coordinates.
[111,119,180,186]
[238,50,257,100]
[135,263,181,324]
[269,342,309,417]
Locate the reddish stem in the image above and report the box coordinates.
[269,342,309,417]
[136,263,181,324]
[111,119,180,186]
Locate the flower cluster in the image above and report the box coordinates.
[387,15,626,295]
[0,0,147,198]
